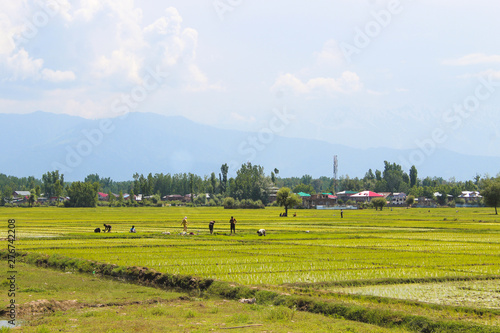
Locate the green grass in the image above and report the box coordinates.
[1,263,408,333]
[1,206,500,331]
[5,207,500,286]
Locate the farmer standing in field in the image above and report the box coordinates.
[209,220,215,234]
[230,216,236,234]
[181,216,188,232]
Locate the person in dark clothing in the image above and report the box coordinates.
[230,216,236,234]
[209,220,215,234]
[103,224,112,232]
[94,227,101,233]
[340,209,344,218]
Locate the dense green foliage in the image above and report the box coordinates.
[481,177,500,214]
[371,197,387,210]
[276,187,302,215]
[65,181,99,207]
[227,162,272,204]
[0,161,498,208]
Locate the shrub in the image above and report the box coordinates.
[223,197,236,209]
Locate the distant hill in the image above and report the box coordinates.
[1,111,498,181]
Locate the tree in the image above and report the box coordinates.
[406,195,415,207]
[409,165,418,188]
[108,190,115,205]
[84,173,100,184]
[35,185,41,198]
[2,186,13,204]
[231,163,271,204]
[482,178,500,215]
[293,183,315,195]
[276,187,302,216]
[42,171,64,198]
[118,191,124,206]
[210,172,217,195]
[222,196,235,209]
[220,163,229,195]
[371,197,387,211]
[28,189,37,207]
[364,169,375,181]
[301,174,312,185]
[382,161,410,193]
[194,193,207,206]
[66,182,98,207]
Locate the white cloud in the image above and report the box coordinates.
[0,14,16,56]
[271,71,362,96]
[271,39,361,97]
[4,48,75,82]
[5,49,44,80]
[367,89,388,96]
[144,7,183,36]
[41,69,76,82]
[314,39,344,67]
[443,53,500,66]
[74,0,104,21]
[457,69,500,80]
[230,112,256,123]
[92,49,143,84]
[88,5,217,93]
[271,73,308,94]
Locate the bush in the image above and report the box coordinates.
[223,197,236,209]
[194,194,207,206]
[371,197,387,211]
[223,197,265,209]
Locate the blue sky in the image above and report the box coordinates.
[1,0,500,161]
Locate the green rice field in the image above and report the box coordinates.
[2,206,500,331]
[3,207,500,288]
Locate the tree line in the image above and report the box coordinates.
[1,161,499,212]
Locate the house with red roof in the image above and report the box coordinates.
[350,191,384,202]
[98,192,109,201]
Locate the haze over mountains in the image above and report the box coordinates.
[2,111,498,181]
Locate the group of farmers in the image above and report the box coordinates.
[95,216,266,236]
[182,216,265,236]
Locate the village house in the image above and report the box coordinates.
[350,191,384,203]
[335,190,358,203]
[12,190,30,203]
[310,193,337,207]
[458,191,482,203]
[296,192,312,208]
[98,192,109,201]
[163,194,185,202]
[391,192,407,205]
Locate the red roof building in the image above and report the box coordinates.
[350,191,384,202]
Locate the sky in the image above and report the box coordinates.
[1,0,500,163]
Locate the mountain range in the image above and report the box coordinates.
[1,111,498,181]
